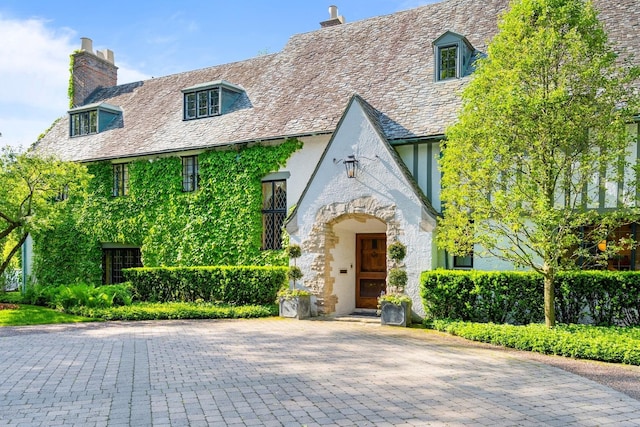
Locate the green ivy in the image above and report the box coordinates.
[32,193,103,285]
[68,52,78,108]
[33,139,302,285]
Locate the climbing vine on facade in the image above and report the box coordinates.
[32,139,303,285]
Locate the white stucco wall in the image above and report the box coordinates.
[288,97,436,317]
[279,134,331,212]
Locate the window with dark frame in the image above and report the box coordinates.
[438,45,458,80]
[262,180,287,250]
[182,156,199,192]
[70,110,98,136]
[113,163,129,197]
[54,185,69,202]
[102,248,142,284]
[184,87,220,120]
[453,252,473,268]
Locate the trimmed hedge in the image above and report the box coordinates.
[421,270,640,326]
[67,302,277,321]
[432,320,640,365]
[123,266,287,305]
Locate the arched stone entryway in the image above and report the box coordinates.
[301,196,403,315]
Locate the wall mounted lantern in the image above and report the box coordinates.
[334,155,359,178]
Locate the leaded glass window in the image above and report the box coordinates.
[182,156,199,192]
[70,110,98,136]
[262,180,287,250]
[103,248,142,284]
[113,163,129,197]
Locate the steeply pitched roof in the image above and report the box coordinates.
[35,0,639,162]
[286,94,440,232]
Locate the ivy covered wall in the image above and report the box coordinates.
[32,139,302,285]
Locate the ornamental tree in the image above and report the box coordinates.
[438,0,640,327]
[0,146,89,278]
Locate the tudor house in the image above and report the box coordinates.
[33,0,640,317]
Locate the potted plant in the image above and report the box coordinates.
[379,241,412,326]
[278,244,311,319]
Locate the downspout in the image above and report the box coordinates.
[21,236,27,293]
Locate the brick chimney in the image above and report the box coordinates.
[320,5,345,28]
[70,37,118,107]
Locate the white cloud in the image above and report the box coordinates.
[0,15,150,150]
[118,64,151,85]
[0,15,74,149]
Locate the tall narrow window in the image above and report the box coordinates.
[439,45,458,80]
[262,180,287,250]
[54,185,69,202]
[182,156,199,192]
[113,163,129,197]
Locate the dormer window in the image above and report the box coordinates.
[433,31,477,82]
[182,80,244,121]
[69,102,122,137]
[439,45,458,80]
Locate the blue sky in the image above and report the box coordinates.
[0,0,438,149]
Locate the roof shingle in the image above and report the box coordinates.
[35,0,640,162]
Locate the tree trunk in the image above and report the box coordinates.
[542,262,556,328]
[0,232,27,278]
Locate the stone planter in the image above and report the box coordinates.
[279,295,311,320]
[380,300,412,327]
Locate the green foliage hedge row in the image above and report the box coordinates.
[432,320,640,365]
[22,283,133,311]
[0,291,23,304]
[421,270,640,326]
[124,266,287,305]
[67,302,277,321]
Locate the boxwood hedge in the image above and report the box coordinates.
[421,270,640,326]
[123,266,287,305]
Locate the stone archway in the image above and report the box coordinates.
[301,196,402,315]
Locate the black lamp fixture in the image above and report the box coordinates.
[340,155,359,178]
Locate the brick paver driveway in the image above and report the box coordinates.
[1,318,640,426]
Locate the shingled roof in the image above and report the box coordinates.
[35,0,639,162]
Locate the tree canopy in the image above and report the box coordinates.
[437,0,640,327]
[0,146,89,279]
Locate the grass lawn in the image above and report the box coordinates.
[0,304,95,327]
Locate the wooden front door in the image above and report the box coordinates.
[356,234,387,309]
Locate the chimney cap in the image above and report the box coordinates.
[80,37,93,53]
[321,5,345,28]
[329,5,338,19]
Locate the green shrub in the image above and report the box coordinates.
[124,266,287,305]
[68,302,277,321]
[287,245,302,259]
[421,270,640,326]
[0,291,24,304]
[21,283,133,311]
[387,267,408,294]
[287,266,303,282]
[388,241,407,263]
[431,320,640,365]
